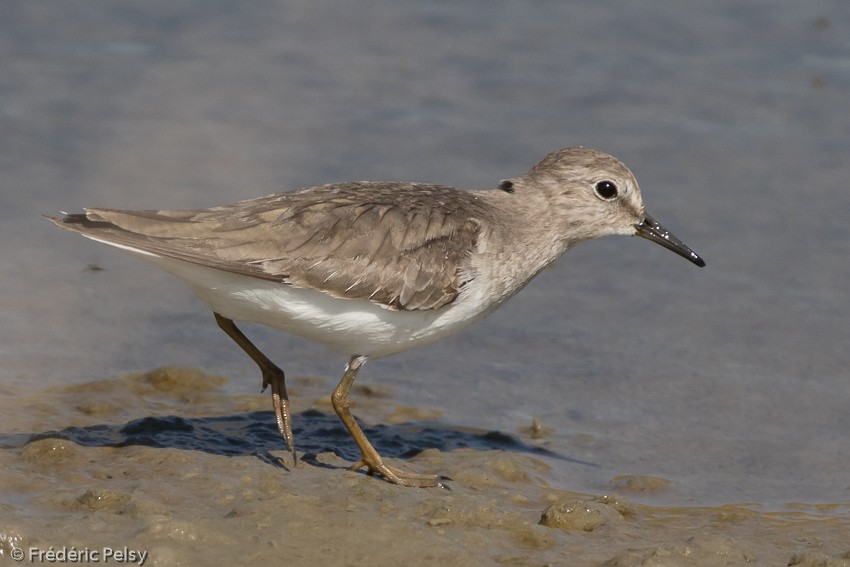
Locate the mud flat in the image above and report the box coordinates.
[1,368,848,566]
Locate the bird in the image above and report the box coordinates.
[46,146,705,488]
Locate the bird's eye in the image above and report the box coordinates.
[594,180,618,201]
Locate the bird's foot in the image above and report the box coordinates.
[349,459,449,489]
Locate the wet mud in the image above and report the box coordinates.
[1,368,848,566]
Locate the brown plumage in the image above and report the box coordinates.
[50,182,494,311]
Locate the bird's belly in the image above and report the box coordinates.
[148,256,493,358]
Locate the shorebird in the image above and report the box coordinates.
[47,147,704,487]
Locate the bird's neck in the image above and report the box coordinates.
[468,187,576,299]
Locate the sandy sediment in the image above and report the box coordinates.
[1,368,848,566]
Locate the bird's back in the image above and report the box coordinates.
[47,182,495,311]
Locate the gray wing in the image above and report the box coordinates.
[47,182,487,311]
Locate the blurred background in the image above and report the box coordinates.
[2,1,848,507]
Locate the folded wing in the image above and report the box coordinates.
[47,182,487,311]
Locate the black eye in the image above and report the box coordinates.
[594,180,618,200]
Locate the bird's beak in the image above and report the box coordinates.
[635,214,705,267]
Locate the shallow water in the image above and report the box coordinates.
[2,1,850,565]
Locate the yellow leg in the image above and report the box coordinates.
[331,355,445,488]
[214,313,296,465]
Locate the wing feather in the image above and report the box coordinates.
[47,182,487,311]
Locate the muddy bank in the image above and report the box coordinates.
[1,368,848,566]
